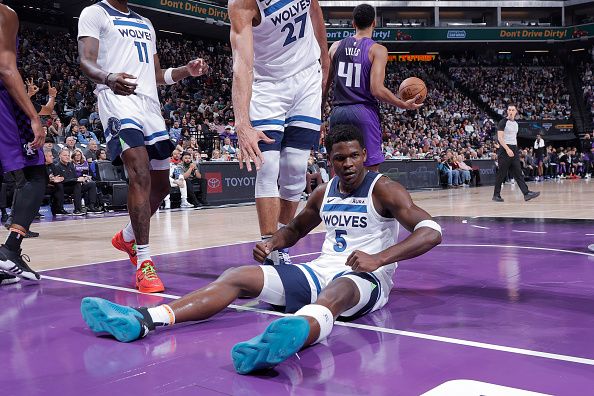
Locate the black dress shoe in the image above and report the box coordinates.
[492,195,504,202]
[24,230,40,238]
[524,191,540,201]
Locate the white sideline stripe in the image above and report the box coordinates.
[470,225,490,230]
[512,230,547,234]
[441,244,594,257]
[42,275,594,367]
[295,243,594,259]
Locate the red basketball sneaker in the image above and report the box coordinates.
[111,230,137,266]
[136,260,164,293]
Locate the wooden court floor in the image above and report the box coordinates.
[13,179,594,272]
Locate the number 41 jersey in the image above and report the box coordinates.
[332,36,378,108]
[253,0,321,82]
[78,0,158,102]
[314,172,400,277]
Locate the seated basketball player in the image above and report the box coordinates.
[80,125,442,375]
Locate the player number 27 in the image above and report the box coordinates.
[333,230,348,252]
[281,13,307,47]
[134,41,149,63]
[338,62,362,88]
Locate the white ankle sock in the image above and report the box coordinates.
[122,222,135,242]
[147,304,175,327]
[136,244,151,269]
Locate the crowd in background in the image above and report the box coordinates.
[14,26,594,198]
[450,66,572,120]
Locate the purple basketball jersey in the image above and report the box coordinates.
[332,36,378,109]
[0,36,43,173]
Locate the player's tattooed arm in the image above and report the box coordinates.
[346,178,441,272]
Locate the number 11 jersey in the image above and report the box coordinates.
[78,0,158,103]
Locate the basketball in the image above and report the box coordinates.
[398,77,427,104]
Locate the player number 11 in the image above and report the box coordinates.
[134,41,149,63]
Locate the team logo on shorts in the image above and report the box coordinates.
[107,117,121,138]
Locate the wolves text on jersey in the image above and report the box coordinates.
[323,214,368,228]
[270,0,311,26]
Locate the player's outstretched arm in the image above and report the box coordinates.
[153,54,208,85]
[0,6,43,148]
[229,0,274,172]
[310,0,330,97]
[345,178,441,272]
[369,44,421,111]
[253,185,325,262]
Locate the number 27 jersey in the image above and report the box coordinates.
[253,0,321,81]
[78,1,158,102]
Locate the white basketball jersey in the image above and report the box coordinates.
[78,1,158,102]
[253,0,321,81]
[313,172,400,277]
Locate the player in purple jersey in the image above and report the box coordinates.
[326,4,421,171]
[0,1,47,285]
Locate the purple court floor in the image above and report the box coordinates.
[2,216,594,395]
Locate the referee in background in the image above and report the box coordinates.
[492,104,540,202]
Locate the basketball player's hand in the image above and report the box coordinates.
[506,148,514,157]
[253,240,274,263]
[30,117,45,149]
[403,95,423,110]
[236,124,275,172]
[345,250,382,272]
[107,73,137,96]
[186,58,209,77]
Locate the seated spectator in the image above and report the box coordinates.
[45,149,70,216]
[455,155,472,186]
[179,152,208,206]
[64,117,78,137]
[170,149,182,165]
[437,153,460,187]
[163,158,194,210]
[89,148,109,180]
[44,136,60,160]
[210,149,225,162]
[52,148,102,215]
[84,139,100,161]
[63,136,77,154]
[305,156,323,195]
[463,153,481,186]
[77,124,98,145]
[221,137,237,157]
[169,121,182,143]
